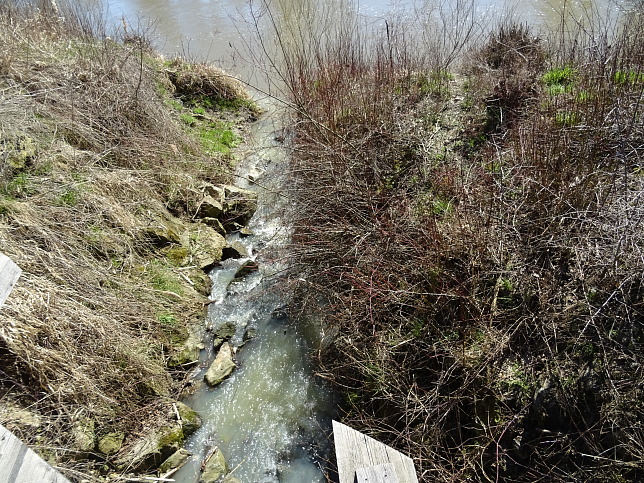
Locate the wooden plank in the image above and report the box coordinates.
[356,463,399,482]
[0,252,21,309]
[0,424,70,483]
[333,420,418,483]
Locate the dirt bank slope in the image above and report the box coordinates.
[0,2,257,480]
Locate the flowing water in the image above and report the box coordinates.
[100,1,632,481]
[168,105,335,482]
[105,0,629,87]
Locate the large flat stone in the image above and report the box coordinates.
[204,342,236,387]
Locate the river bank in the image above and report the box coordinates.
[276,2,644,481]
[0,2,261,480]
[2,0,643,482]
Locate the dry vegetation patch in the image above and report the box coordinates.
[276,4,644,481]
[0,1,256,479]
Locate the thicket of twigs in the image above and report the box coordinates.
[0,1,253,479]
[273,1,644,480]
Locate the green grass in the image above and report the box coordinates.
[187,95,260,114]
[409,319,425,338]
[543,66,577,96]
[1,172,32,199]
[431,198,452,216]
[0,200,12,216]
[164,247,189,266]
[57,188,80,206]
[543,66,576,87]
[148,261,183,295]
[180,113,196,126]
[613,69,644,85]
[175,101,240,154]
[197,121,239,154]
[555,109,580,126]
[166,98,184,111]
[156,311,177,327]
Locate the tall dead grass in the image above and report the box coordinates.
[0,1,253,479]
[271,1,644,481]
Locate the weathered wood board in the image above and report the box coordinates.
[356,463,399,482]
[0,424,70,483]
[0,253,21,309]
[333,420,418,483]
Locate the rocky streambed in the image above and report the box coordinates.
[156,106,335,482]
[77,182,264,478]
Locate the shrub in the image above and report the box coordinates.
[271,2,644,481]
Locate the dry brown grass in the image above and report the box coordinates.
[271,3,644,481]
[0,1,255,479]
[166,58,253,105]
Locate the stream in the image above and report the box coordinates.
[101,0,631,481]
[168,103,336,482]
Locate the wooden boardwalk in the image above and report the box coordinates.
[333,420,418,483]
[0,253,70,483]
[0,425,70,483]
[0,253,21,309]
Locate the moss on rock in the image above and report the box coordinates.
[71,418,96,454]
[175,401,202,436]
[200,447,229,483]
[98,432,125,456]
[116,423,185,472]
[158,448,191,474]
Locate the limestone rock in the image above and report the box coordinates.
[246,167,264,183]
[197,195,223,219]
[175,401,202,436]
[200,217,227,235]
[238,326,257,348]
[212,337,225,351]
[204,342,236,387]
[202,183,226,204]
[98,432,124,456]
[221,185,258,230]
[72,418,96,454]
[193,269,213,294]
[234,260,258,279]
[243,326,257,342]
[0,403,42,430]
[239,226,254,237]
[169,332,205,367]
[212,321,236,350]
[214,321,236,340]
[144,217,184,246]
[200,447,229,483]
[222,184,256,200]
[159,448,191,474]
[197,184,257,233]
[2,134,36,169]
[221,240,248,260]
[190,224,227,270]
[114,424,184,472]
